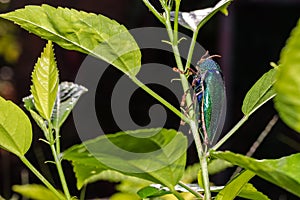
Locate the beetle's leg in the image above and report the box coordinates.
[173,67,197,76]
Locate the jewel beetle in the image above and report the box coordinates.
[192,52,226,147]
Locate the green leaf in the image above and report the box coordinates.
[23,95,48,134]
[274,18,300,132]
[170,0,233,31]
[117,177,151,194]
[216,170,255,200]
[181,159,232,184]
[242,68,277,116]
[63,128,187,189]
[0,96,32,156]
[52,82,87,128]
[0,4,141,77]
[23,82,87,132]
[211,150,300,197]
[208,158,233,175]
[180,163,199,183]
[198,0,232,29]
[238,183,270,200]
[110,193,140,200]
[181,159,232,183]
[30,40,58,121]
[220,7,229,16]
[84,169,127,183]
[12,184,62,200]
[146,181,268,200]
[137,186,172,198]
[79,169,151,193]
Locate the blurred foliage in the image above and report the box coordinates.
[105,159,234,199]
[0,19,21,64]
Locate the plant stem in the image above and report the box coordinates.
[171,189,184,200]
[141,1,211,198]
[231,115,278,178]
[164,2,212,198]
[212,115,249,151]
[173,0,180,44]
[55,127,60,155]
[50,144,71,200]
[80,184,87,200]
[142,0,165,24]
[46,120,70,199]
[246,114,278,157]
[178,181,203,199]
[190,121,204,161]
[19,156,66,200]
[130,76,189,123]
[163,3,198,128]
[165,5,205,159]
[200,155,211,200]
[185,29,199,70]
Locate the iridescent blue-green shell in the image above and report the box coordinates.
[194,58,226,147]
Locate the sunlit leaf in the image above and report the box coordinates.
[275,18,300,132]
[23,95,48,134]
[211,150,300,197]
[117,177,151,195]
[239,183,270,200]
[0,5,141,77]
[30,40,58,121]
[110,193,140,200]
[180,163,199,183]
[181,159,232,183]
[242,68,276,116]
[13,184,62,200]
[0,96,32,156]
[23,82,87,133]
[216,170,260,200]
[138,186,172,198]
[63,128,187,189]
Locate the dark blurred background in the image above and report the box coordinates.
[0,0,300,199]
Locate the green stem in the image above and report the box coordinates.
[130,76,189,123]
[50,144,71,200]
[141,0,196,127]
[178,181,203,199]
[55,127,60,155]
[142,0,165,24]
[164,6,197,130]
[164,3,210,198]
[46,121,70,199]
[141,1,209,198]
[164,4,210,198]
[80,184,87,200]
[190,121,204,161]
[19,156,66,200]
[185,29,199,70]
[171,189,184,200]
[200,155,211,200]
[212,115,249,151]
[173,0,180,43]
[165,9,200,137]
